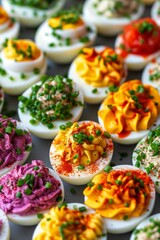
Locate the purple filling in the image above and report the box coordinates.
[0,115,32,169]
[0,160,62,215]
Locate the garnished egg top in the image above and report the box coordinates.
[98,80,160,139]
[32,203,106,240]
[50,121,113,185]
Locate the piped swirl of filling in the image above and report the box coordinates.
[0,160,62,215]
[98,80,160,135]
[3,39,41,62]
[133,218,160,240]
[33,205,104,240]
[149,62,160,87]
[0,115,32,169]
[134,126,160,180]
[51,121,113,175]
[75,47,125,87]
[18,75,83,129]
[93,0,140,18]
[84,168,153,220]
[8,0,58,10]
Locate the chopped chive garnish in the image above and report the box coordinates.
[104,166,112,173]
[45,182,52,189]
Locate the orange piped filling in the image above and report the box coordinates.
[33,206,104,240]
[4,39,41,62]
[75,47,125,87]
[83,169,153,220]
[98,80,160,134]
[0,6,9,25]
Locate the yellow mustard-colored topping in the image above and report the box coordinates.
[48,13,84,30]
[33,206,104,240]
[83,169,153,220]
[98,80,160,134]
[52,121,112,167]
[0,6,9,25]
[3,39,41,62]
[75,47,125,87]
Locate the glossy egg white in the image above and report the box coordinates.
[32,203,107,240]
[98,102,160,144]
[0,43,47,95]
[1,0,65,27]
[115,35,160,70]
[84,165,155,234]
[49,120,114,185]
[35,18,97,63]
[132,132,160,193]
[7,169,64,226]
[68,46,127,104]
[0,88,4,113]
[83,0,144,36]
[141,58,160,92]
[151,1,160,26]
[0,121,32,177]
[0,209,10,240]
[130,213,160,240]
[18,81,84,139]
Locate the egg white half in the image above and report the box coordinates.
[68,45,127,104]
[142,58,160,92]
[7,168,64,226]
[35,19,97,63]
[50,120,114,185]
[0,49,47,95]
[115,35,160,70]
[1,0,65,27]
[98,102,160,144]
[18,81,84,139]
[0,209,10,240]
[151,1,160,26]
[85,165,155,234]
[132,134,160,193]
[0,88,4,113]
[83,0,144,36]
[130,213,160,240]
[32,203,107,240]
[0,121,32,177]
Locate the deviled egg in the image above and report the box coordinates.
[83,165,155,234]
[2,0,65,27]
[0,160,64,226]
[132,125,160,193]
[0,88,4,112]
[115,18,160,70]
[35,9,97,63]
[0,39,47,95]
[151,0,160,26]
[68,46,127,104]
[32,203,107,240]
[142,57,160,92]
[0,209,10,240]
[98,80,160,144]
[18,75,84,139]
[50,121,113,185]
[83,0,144,36]
[0,6,20,50]
[0,115,32,177]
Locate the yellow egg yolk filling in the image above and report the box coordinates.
[98,80,160,134]
[4,39,41,62]
[84,169,153,220]
[48,13,84,30]
[53,122,111,167]
[0,7,9,25]
[33,206,104,240]
[75,48,125,87]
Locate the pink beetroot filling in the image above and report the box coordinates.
[0,115,32,169]
[0,160,62,215]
